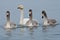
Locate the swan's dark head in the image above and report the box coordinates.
[42,10,47,19]
[17,5,24,10]
[6,11,10,17]
[29,9,32,17]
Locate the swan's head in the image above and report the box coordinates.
[42,10,47,19]
[29,9,32,20]
[6,11,10,18]
[17,5,24,10]
[29,9,32,17]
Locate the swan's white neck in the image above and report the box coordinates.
[7,17,10,22]
[5,16,10,28]
[20,10,24,25]
[6,21,10,28]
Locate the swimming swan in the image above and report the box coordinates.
[4,11,16,28]
[26,9,39,26]
[17,5,29,25]
[42,10,57,26]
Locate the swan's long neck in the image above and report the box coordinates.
[43,14,48,22]
[29,9,33,21]
[5,12,10,28]
[43,16,49,25]
[29,14,32,21]
[7,16,10,22]
[20,10,24,24]
[42,10,48,22]
[6,17,10,27]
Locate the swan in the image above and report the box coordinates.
[26,9,39,27]
[4,11,16,28]
[42,10,57,26]
[17,5,29,25]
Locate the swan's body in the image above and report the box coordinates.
[42,10,56,26]
[4,11,16,28]
[26,19,38,26]
[26,9,39,26]
[5,22,16,28]
[21,18,29,25]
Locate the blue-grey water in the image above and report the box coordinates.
[0,0,60,40]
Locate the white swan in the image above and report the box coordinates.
[4,11,16,28]
[26,9,39,26]
[42,10,57,26]
[17,5,29,25]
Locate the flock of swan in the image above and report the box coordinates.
[4,4,57,29]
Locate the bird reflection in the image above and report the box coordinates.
[42,24,57,32]
[28,26,38,40]
[29,26,38,34]
[29,27,34,35]
[42,26,48,32]
[2,28,13,40]
[20,28,25,32]
[4,28,12,37]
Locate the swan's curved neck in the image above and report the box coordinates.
[29,11,32,21]
[20,10,24,24]
[43,13,48,20]
[43,17,48,21]
[43,17,48,25]
[29,14,32,21]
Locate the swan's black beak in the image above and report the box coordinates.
[7,14,9,17]
[6,13,10,17]
[42,16,44,19]
[29,14,32,17]
[17,7,20,9]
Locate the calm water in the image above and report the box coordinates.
[0,24,60,40]
[0,0,60,40]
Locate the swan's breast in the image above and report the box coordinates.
[26,19,39,26]
[23,18,29,25]
[4,22,10,28]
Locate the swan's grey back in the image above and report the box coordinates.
[26,19,38,26]
[48,19,56,23]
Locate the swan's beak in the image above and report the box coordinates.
[29,14,32,17]
[17,7,20,9]
[6,13,10,17]
[17,7,23,10]
[29,11,32,17]
[6,14,9,17]
[42,16,44,19]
